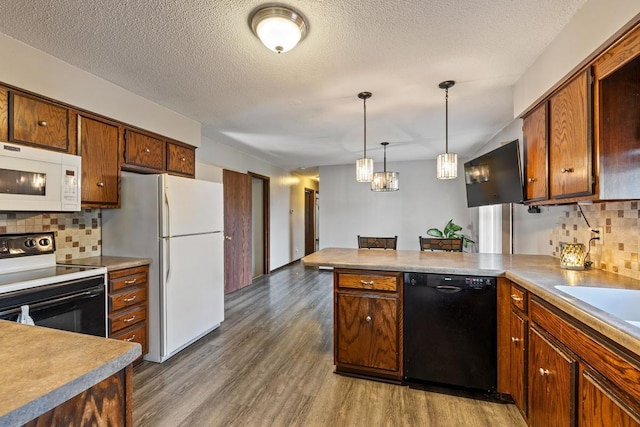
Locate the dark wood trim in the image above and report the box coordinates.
[249,171,270,275]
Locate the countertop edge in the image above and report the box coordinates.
[1,342,141,426]
[60,256,152,272]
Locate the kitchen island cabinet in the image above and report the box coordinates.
[0,320,140,426]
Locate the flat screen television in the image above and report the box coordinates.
[464,139,524,208]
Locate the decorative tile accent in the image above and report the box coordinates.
[0,210,101,262]
[549,201,640,280]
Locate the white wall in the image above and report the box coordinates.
[0,33,201,145]
[196,136,306,270]
[514,0,640,116]
[319,160,473,251]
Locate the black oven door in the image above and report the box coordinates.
[0,276,106,337]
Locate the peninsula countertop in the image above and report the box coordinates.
[0,321,141,426]
[302,248,640,357]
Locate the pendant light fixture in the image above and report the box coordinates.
[437,80,458,179]
[249,4,309,53]
[356,91,374,182]
[371,142,400,192]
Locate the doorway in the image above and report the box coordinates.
[250,172,270,279]
[304,188,316,256]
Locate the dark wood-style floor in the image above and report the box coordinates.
[133,262,526,426]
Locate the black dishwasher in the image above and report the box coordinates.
[404,272,497,393]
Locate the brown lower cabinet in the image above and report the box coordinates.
[498,279,640,427]
[334,269,403,381]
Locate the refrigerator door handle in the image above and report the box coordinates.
[164,185,172,283]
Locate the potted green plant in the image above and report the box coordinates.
[422,219,475,251]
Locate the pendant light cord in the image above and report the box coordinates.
[445,87,449,154]
[363,97,367,158]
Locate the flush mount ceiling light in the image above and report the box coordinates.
[371,142,400,192]
[356,91,374,182]
[249,4,309,53]
[437,80,458,180]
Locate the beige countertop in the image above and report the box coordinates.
[302,248,640,357]
[61,255,151,271]
[0,321,140,426]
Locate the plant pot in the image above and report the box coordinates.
[419,237,463,252]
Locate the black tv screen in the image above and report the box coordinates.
[464,140,524,208]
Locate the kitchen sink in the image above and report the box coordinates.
[555,285,640,328]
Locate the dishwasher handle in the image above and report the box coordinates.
[435,285,463,293]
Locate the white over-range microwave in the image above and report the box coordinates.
[0,142,81,212]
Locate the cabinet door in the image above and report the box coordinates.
[336,293,398,372]
[510,310,527,416]
[123,129,165,171]
[9,92,69,151]
[79,115,120,206]
[166,142,195,177]
[580,369,640,427]
[529,327,576,427]
[549,70,593,199]
[523,103,548,201]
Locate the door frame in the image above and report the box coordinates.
[249,172,270,275]
[304,187,316,256]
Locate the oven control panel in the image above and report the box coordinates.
[0,232,55,258]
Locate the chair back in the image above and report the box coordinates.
[419,236,463,252]
[358,235,398,250]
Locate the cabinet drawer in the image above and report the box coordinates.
[336,270,400,291]
[123,129,165,171]
[110,287,147,311]
[166,142,195,176]
[110,270,148,292]
[9,92,69,151]
[109,305,146,334]
[111,322,146,352]
[510,284,527,312]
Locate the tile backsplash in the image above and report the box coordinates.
[0,210,101,261]
[549,201,640,280]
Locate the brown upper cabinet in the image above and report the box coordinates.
[8,92,73,153]
[166,141,195,177]
[122,129,165,173]
[523,22,640,204]
[78,114,120,208]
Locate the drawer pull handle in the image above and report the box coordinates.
[539,368,550,376]
[124,335,136,342]
[561,167,574,173]
[123,295,137,302]
[360,280,374,286]
[124,279,137,285]
[510,294,523,302]
[511,337,520,343]
[123,316,137,323]
[37,120,48,126]
[97,181,105,187]
[365,316,372,322]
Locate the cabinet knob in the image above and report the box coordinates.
[510,294,523,302]
[561,168,574,173]
[37,120,48,126]
[528,177,536,183]
[365,316,372,322]
[181,157,186,162]
[511,337,520,343]
[97,181,105,187]
[539,368,550,376]
[144,147,151,153]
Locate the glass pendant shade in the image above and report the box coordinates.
[356,157,374,182]
[437,153,458,179]
[250,5,308,53]
[371,171,400,191]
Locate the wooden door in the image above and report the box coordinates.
[304,188,316,256]
[79,115,120,206]
[529,326,576,427]
[523,103,548,201]
[580,368,640,427]
[223,169,252,294]
[549,70,593,199]
[336,293,398,372]
[510,310,527,416]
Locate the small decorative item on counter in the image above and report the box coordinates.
[16,305,35,325]
[560,242,586,270]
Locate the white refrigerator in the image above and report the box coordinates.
[102,172,224,363]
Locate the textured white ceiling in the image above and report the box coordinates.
[0,0,587,171]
